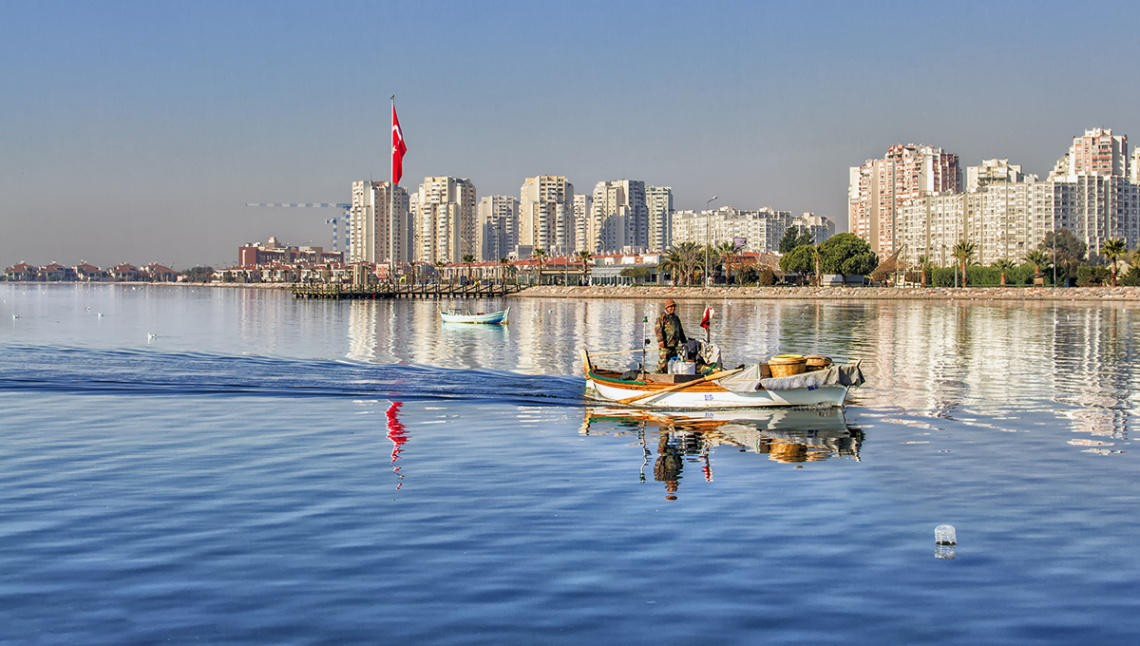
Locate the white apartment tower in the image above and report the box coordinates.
[349,180,411,264]
[573,194,591,252]
[412,177,477,265]
[645,186,674,252]
[897,131,1140,268]
[850,144,961,258]
[475,195,518,262]
[588,180,648,254]
[519,176,574,256]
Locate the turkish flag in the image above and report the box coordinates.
[700,306,712,329]
[392,104,407,185]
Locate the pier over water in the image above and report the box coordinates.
[291,283,525,300]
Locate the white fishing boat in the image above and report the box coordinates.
[580,349,863,409]
[440,306,510,324]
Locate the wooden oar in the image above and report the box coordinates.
[617,367,744,406]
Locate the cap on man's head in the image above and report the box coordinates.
[665,299,676,308]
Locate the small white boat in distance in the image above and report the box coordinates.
[440,306,510,324]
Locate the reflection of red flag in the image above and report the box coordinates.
[386,401,408,489]
[391,104,407,185]
[700,306,712,329]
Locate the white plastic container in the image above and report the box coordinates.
[668,359,696,375]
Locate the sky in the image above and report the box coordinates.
[3,0,1140,269]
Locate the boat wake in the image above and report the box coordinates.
[0,344,586,406]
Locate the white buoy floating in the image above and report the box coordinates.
[935,524,957,560]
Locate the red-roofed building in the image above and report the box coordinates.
[4,263,37,281]
[39,263,71,281]
[141,264,176,282]
[73,262,107,282]
[111,264,139,281]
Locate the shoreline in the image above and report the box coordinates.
[512,284,1140,302]
[7,281,1140,301]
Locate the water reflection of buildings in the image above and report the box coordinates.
[865,300,1139,443]
[581,407,863,500]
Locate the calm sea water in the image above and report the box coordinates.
[2,284,1140,645]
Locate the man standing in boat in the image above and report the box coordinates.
[655,298,687,373]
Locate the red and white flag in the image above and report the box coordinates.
[700,306,712,329]
[392,103,407,185]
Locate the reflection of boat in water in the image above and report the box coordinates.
[440,306,510,324]
[583,406,862,461]
[582,407,863,498]
[580,349,863,409]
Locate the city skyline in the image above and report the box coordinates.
[3,1,1140,268]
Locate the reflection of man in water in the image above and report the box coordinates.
[654,433,684,500]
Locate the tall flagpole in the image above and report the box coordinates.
[390,95,397,284]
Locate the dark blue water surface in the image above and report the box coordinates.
[3,284,1140,645]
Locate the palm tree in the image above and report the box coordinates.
[531,247,547,285]
[1101,238,1126,286]
[498,256,512,285]
[433,260,446,285]
[576,250,592,285]
[715,240,738,284]
[661,248,684,286]
[951,240,975,287]
[462,253,475,285]
[993,258,1016,287]
[1024,249,1049,284]
[661,241,702,285]
[917,254,930,286]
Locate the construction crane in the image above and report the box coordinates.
[246,202,352,253]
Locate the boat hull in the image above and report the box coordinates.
[440,306,510,324]
[584,372,849,409]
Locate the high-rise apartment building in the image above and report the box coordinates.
[573,194,591,252]
[588,180,648,254]
[897,131,1140,268]
[349,180,410,264]
[475,195,518,262]
[645,186,674,252]
[519,176,574,256]
[850,144,961,258]
[1049,128,1129,180]
[412,177,477,265]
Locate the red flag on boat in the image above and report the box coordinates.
[391,103,407,185]
[700,306,712,329]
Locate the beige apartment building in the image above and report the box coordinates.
[849,144,962,259]
[645,186,674,252]
[349,180,410,264]
[588,180,648,254]
[896,130,1140,268]
[412,177,477,265]
[519,176,574,256]
[476,195,518,262]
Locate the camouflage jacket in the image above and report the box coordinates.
[655,311,687,348]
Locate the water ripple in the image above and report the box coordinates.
[0,343,585,406]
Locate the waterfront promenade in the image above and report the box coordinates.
[11,280,1140,302]
[514,284,1140,302]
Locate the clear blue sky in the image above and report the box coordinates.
[3,0,1139,268]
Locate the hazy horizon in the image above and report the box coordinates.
[3,0,1139,269]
